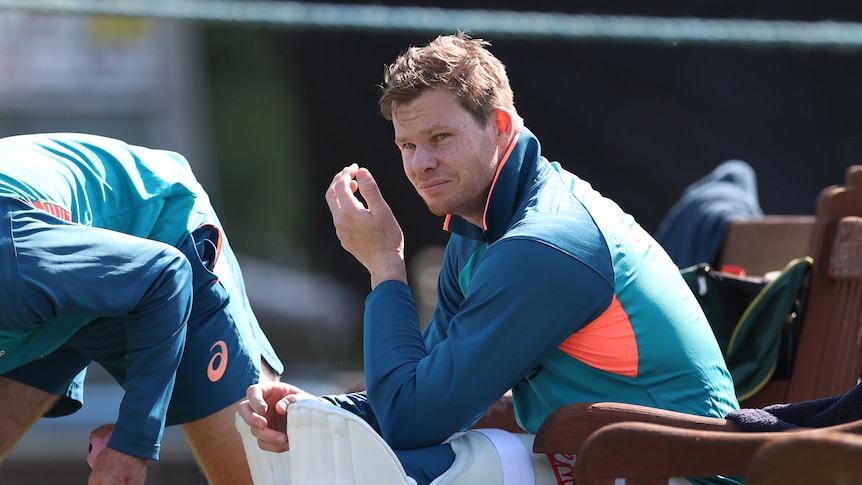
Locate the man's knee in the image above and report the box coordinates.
[178,359,278,484]
[0,376,61,458]
[259,359,281,384]
[0,376,60,418]
[182,402,254,485]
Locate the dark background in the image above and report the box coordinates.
[266,0,862,294]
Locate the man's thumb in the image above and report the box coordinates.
[356,168,384,204]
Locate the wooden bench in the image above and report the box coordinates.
[747,427,862,485]
[717,215,815,276]
[551,416,862,485]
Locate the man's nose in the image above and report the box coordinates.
[411,146,438,172]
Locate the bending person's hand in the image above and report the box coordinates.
[237,381,320,452]
[325,164,407,288]
[87,447,147,485]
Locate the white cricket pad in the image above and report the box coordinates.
[235,412,290,485]
[287,399,415,485]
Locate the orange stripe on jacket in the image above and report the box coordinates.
[30,201,72,222]
[557,295,639,377]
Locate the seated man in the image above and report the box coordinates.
[0,132,283,485]
[239,33,739,484]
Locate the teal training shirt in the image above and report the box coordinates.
[0,132,207,243]
[0,133,208,374]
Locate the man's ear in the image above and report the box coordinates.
[491,108,515,145]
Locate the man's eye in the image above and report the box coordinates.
[436,133,450,141]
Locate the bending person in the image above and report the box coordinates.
[0,132,283,485]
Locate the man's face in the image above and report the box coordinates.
[392,88,502,225]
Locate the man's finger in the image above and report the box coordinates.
[325,165,364,214]
[245,385,268,415]
[356,168,391,214]
[256,435,289,453]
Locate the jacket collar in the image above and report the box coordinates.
[443,127,542,242]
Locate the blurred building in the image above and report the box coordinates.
[0,12,215,188]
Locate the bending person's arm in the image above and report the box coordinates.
[10,215,192,460]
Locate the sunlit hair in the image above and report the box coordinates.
[379,31,523,130]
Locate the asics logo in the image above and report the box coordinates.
[207,340,228,382]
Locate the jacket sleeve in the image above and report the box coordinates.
[363,238,614,449]
[13,216,192,460]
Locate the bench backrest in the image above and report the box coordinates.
[742,165,862,407]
